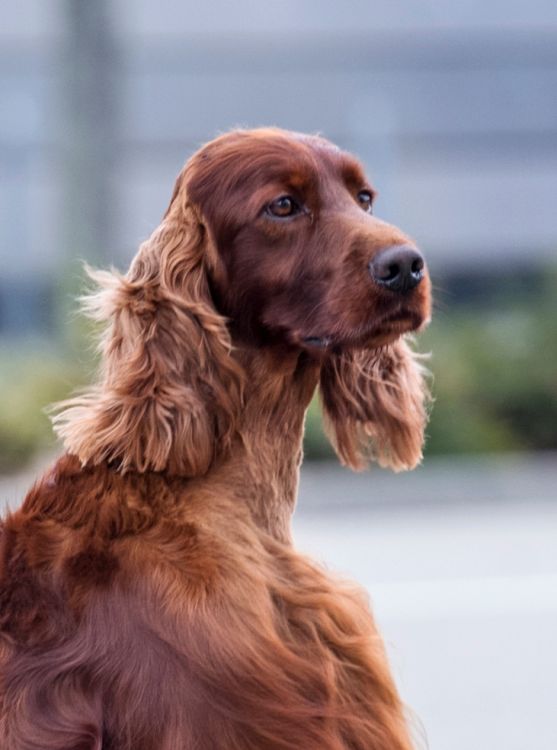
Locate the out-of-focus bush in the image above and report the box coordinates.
[1,268,555,472]
[0,344,89,473]
[422,267,557,455]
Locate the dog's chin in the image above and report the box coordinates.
[299,311,429,354]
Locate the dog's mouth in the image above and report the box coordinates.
[302,336,333,349]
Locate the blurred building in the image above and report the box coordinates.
[1,0,556,335]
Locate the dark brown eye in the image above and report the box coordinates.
[267,195,300,218]
[357,190,373,213]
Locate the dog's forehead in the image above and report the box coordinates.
[292,135,370,193]
[255,131,360,175]
[298,135,348,164]
[212,130,338,166]
[269,133,369,190]
[187,129,369,209]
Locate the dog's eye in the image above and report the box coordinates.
[267,195,300,218]
[357,190,373,213]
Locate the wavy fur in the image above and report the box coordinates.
[51,194,244,475]
[320,340,431,471]
[1,128,432,749]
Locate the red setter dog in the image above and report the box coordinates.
[0,128,431,749]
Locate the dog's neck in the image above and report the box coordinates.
[208,346,321,543]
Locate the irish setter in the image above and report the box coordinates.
[0,128,431,749]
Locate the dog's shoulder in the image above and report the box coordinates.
[0,455,227,639]
[20,453,129,526]
[0,454,166,643]
[0,455,109,644]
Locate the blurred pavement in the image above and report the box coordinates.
[295,453,557,750]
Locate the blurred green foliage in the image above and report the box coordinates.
[1,268,556,472]
[0,344,82,472]
[422,267,557,455]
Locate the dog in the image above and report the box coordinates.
[0,128,431,749]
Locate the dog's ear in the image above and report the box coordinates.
[319,339,430,472]
[51,170,244,475]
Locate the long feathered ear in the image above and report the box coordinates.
[319,338,430,472]
[51,174,244,475]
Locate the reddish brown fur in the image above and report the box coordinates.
[0,128,431,748]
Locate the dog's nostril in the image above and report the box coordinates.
[370,245,425,293]
[384,263,400,282]
[411,257,424,274]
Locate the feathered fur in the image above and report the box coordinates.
[0,128,431,749]
[51,199,244,476]
[321,341,430,471]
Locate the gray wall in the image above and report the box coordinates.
[1,1,556,332]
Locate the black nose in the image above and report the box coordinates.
[369,245,425,293]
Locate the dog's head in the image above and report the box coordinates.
[184,128,431,352]
[53,129,431,475]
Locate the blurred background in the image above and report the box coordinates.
[1,2,556,748]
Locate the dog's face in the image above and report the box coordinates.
[185,128,431,352]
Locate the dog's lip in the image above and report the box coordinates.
[302,336,333,348]
[300,309,426,350]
